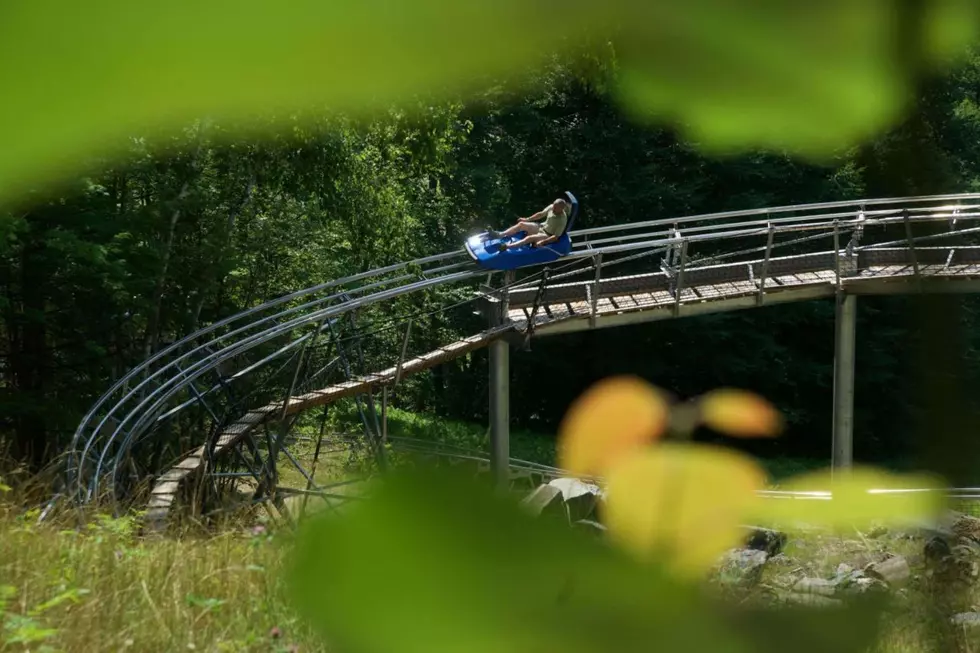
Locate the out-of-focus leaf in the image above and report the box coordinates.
[288,466,889,653]
[747,467,945,531]
[698,388,783,438]
[611,1,980,158]
[602,444,767,576]
[287,465,754,653]
[557,375,668,477]
[718,591,889,653]
[1,1,978,204]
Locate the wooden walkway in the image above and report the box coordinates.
[145,327,513,527]
[145,246,980,529]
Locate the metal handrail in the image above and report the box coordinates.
[64,193,980,508]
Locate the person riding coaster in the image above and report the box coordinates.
[486,198,571,251]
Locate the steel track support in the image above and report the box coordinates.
[831,292,857,472]
[489,271,513,488]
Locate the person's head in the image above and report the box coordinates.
[553,198,568,213]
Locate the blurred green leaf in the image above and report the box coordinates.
[610,1,979,157]
[0,1,978,205]
[287,466,886,653]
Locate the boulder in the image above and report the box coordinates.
[866,555,910,585]
[779,592,842,607]
[573,519,607,537]
[743,526,787,557]
[792,577,837,597]
[951,613,980,627]
[522,484,566,520]
[951,513,980,544]
[547,477,602,523]
[718,548,769,587]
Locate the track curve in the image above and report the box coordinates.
[61,193,980,528]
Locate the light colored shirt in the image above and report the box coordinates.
[541,202,569,236]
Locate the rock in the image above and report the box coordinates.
[780,592,842,607]
[743,526,787,557]
[834,563,855,579]
[718,549,769,586]
[573,519,607,537]
[547,478,602,522]
[925,535,953,562]
[951,513,980,544]
[952,613,980,627]
[522,484,566,519]
[793,577,837,597]
[866,555,911,585]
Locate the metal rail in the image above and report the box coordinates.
[59,193,980,522]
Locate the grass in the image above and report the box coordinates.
[1,410,966,652]
[3,483,979,653]
[0,503,323,652]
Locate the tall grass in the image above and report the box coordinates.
[0,501,321,652]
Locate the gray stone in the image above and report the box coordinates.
[743,525,787,557]
[522,484,566,519]
[850,577,888,594]
[718,548,769,586]
[951,513,980,544]
[866,555,910,585]
[780,591,842,607]
[793,577,837,597]
[547,478,602,522]
[951,613,980,627]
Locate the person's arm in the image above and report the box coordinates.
[522,203,553,222]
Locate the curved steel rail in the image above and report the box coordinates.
[61,192,980,523]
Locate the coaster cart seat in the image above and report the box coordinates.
[465,191,579,271]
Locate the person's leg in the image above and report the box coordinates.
[500,219,537,237]
[501,231,550,250]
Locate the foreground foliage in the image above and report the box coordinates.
[0,502,319,652]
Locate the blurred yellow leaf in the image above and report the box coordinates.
[557,376,669,478]
[747,467,945,532]
[698,388,783,438]
[603,444,767,576]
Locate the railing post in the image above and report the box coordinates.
[903,209,921,282]
[590,253,603,328]
[833,220,842,294]
[489,270,513,489]
[756,224,774,306]
[672,239,688,318]
[832,293,857,472]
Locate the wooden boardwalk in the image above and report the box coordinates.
[145,246,980,528]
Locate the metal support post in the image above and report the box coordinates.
[489,271,513,488]
[831,293,857,472]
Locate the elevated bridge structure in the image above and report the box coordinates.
[60,193,980,529]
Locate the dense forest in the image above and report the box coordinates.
[5,46,980,473]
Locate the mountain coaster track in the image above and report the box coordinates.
[59,193,980,530]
